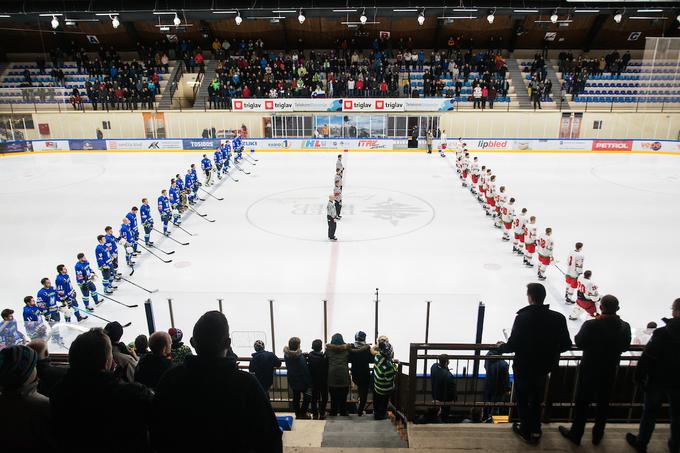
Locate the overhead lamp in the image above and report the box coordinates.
[298,9,305,24]
[111,15,120,28]
[550,12,559,23]
[360,9,367,24]
[417,11,425,25]
[51,15,59,29]
[614,12,623,23]
[487,13,495,23]
[677,14,680,23]
[173,13,181,26]
[235,11,242,25]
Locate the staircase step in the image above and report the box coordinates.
[321,432,407,448]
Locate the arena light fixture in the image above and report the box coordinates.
[629,16,668,19]
[211,10,238,14]
[453,8,478,12]
[393,9,418,12]
[514,9,539,14]
[487,9,495,24]
[550,11,559,23]
[272,10,296,13]
[417,11,425,25]
[574,9,600,13]
[235,11,243,25]
[677,14,680,23]
[51,15,59,29]
[614,12,623,23]
[111,15,120,28]
[360,9,367,24]
[298,9,305,24]
[637,9,662,13]
[0,14,11,18]
[159,26,170,31]
[333,9,357,12]
[173,13,181,26]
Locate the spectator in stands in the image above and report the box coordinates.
[26,339,66,398]
[134,331,174,390]
[169,327,193,364]
[431,354,457,422]
[373,337,398,420]
[483,348,510,421]
[70,88,82,111]
[326,333,351,416]
[134,334,150,357]
[349,331,373,416]
[626,298,680,453]
[307,339,329,419]
[284,336,311,419]
[51,328,153,451]
[473,85,482,109]
[153,311,282,452]
[559,295,631,446]
[497,283,572,444]
[0,345,53,449]
[104,321,138,383]
[481,85,489,109]
[532,86,542,111]
[249,339,282,399]
[1,308,27,348]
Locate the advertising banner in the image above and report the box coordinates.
[106,139,183,150]
[32,140,70,151]
[592,140,633,151]
[475,139,514,151]
[231,99,342,112]
[341,98,405,112]
[289,99,342,112]
[68,139,107,151]
[403,98,457,111]
[634,140,680,153]
[182,139,221,150]
[0,141,33,153]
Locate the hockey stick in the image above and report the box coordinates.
[249,150,259,161]
[199,187,224,201]
[188,205,216,223]
[242,153,257,165]
[152,228,190,245]
[225,170,239,182]
[99,293,139,308]
[82,307,132,327]
[174,224,196,236]
[120,276,158,294]
[136,242,173,263]
[553,263,566,276]
[234,162,250,175]
[136,240,174,255]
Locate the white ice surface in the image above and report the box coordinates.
[1,151,679,359]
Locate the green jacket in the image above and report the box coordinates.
[373,354,398,395]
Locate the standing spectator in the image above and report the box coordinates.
[326,333,351,416]
[104,321,138,383]
[0,345,53,450]
[483,348,511,421]
[626,298,680,453]
[169,327,193,364]
[481,85,489,110]
[498,283,572,444]
[532,87,542,110]
[473,85,482,109]
[349,331,372,416]
[431,354,457,421]
[249,339,282,399]
[51,328,153,452]
[284,337,311,419]
[559,295,631,445]
[134,331,174,390]
[153,311,282,452]
[27,339,66,398]
[134,334,150,357]
[488,86,497,110]
[307,339,329,419]
[373,339,398,420]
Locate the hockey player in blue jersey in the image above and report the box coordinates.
[96,234,115,294]
[120,217,136,268]
[184,170,195,205]
[37,277,60,325]
[214,148,223,179]
[104,226,122,282]
[233,135,243,162]
[201,154,214,186]
[22,296,47,340]
[55,264,87,322]
[140,198,155,246]
[169,181,181,225]
[190,164,201,199]
[75,252,101,308]
[158,189,172,235]
[126,207,140,254]
[175,173,184,191]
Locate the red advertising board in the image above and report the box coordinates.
[592,140,633,151]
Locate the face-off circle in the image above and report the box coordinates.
[246,186,436,242]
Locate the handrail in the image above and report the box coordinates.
[166,61,185,102]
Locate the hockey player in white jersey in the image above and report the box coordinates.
[513,208,528,255]
[460,152,470,187]
[494,186,506,229]
[470,157,480,195]
[501,197,515,241]
[524,216,537,267]
[570,270,600,320]
[537,227,553,280]
[439,129,447,157]
[565,242,585,304]
[485,175,497,217]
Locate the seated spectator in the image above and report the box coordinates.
[483,348,510,421]
[626,298,680,453]
[134,334,150,357]
[0,345,53,449]
[169,327,193,364]
[50,329,153,452]
[248,339,282,398]
[349,331,373,416]
[307,339,329,420]
[153,311,282,452]
[431,354,457,421]
[27,339,66,398]
[104,321,138,383]
[284,336,311,419]
[373,338,398,420]
[559,295,631,446]
[134,331,173,390]
[326,333,351,416]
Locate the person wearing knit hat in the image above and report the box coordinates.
[373,340,398,420]
[249,339,281,400]
[326,333,351,416]
[0,345,53,449]
[350,330,372,416]
[168,327,193,365]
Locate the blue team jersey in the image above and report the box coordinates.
[120,223,134,243]
[126,212,138,230]
[75,260,93,284]
[191,168,198,182]
[55,273,74,298]
[214,150,222,163]
[233,137,242,149]
[23,305,41,322]
[176,178,184,191]
[184,174,193,189]
[105,234,118,254]
[157,195,170,214]
[37,287,58,314]
[169,187,179,205]
[140,204,153,224]
[96,243,113,268]
[201,158,212,171]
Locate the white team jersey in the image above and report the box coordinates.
[461,158,469,172]
[495,192,506,209]
[514,213,527,234]
[335,174,342,186]
[336,159,343,172]
[538,234,554,257]
[501,204,515,223]
[471,161,480,175]
[525,224,537,244]
[479,173,486,189]
[455,139,464,151]
[577,275,600,302]
[487,181,496,198]
[441,133,447,145]
[566,251,585,278]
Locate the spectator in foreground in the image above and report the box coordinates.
[349,331,373,416]
[153,311,282,452]
[284,336,311,419]
[431,354,457,422]
[105,321,138,383]
[373,339,398,420]
[326,333,351,416]
[169,327,193,364]
[498,283,572,444]
[559,295,631,446]
[483,348,511,421]
[134,331,174,390]
[51,328,153,452]
[0,345,53,450]
[134,334,150,357]
[27,339,67,398]
[626,298,680,453]
[307,339,329,419]
[249,339,282,398]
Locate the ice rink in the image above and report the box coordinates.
[1,150,679,359]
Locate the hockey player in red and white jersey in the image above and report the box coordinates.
[537,227,553,280]
[565,242,584,304]
[455,137,465,152]
[570,270,600,320]
[470,157,480,195]
[523,216,537,267]
[439,129,448,158]
[513,208,528,255]
[485,174,497,217]
[460,152,470,187]
[477,166,488,202]
[494,186,506,229]
[501,197,515,242]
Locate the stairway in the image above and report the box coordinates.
[549,60,572,110]
[191,60,217,110]
[157,63,183,110]
[506,57,532,110]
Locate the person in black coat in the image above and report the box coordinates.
[483,349,511,420]
[249,340,282,398]
[307,339,329,419]
[559,295,631,446]
[349,331,373,416]
[284,337,311,419]
[134,331,174,390]
[152,311,282,452]
[27,339,67,398]
[430,354,457,421]
[498,283,572,444]
[627,298,680,453]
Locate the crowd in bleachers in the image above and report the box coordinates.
[558,50,631,96]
